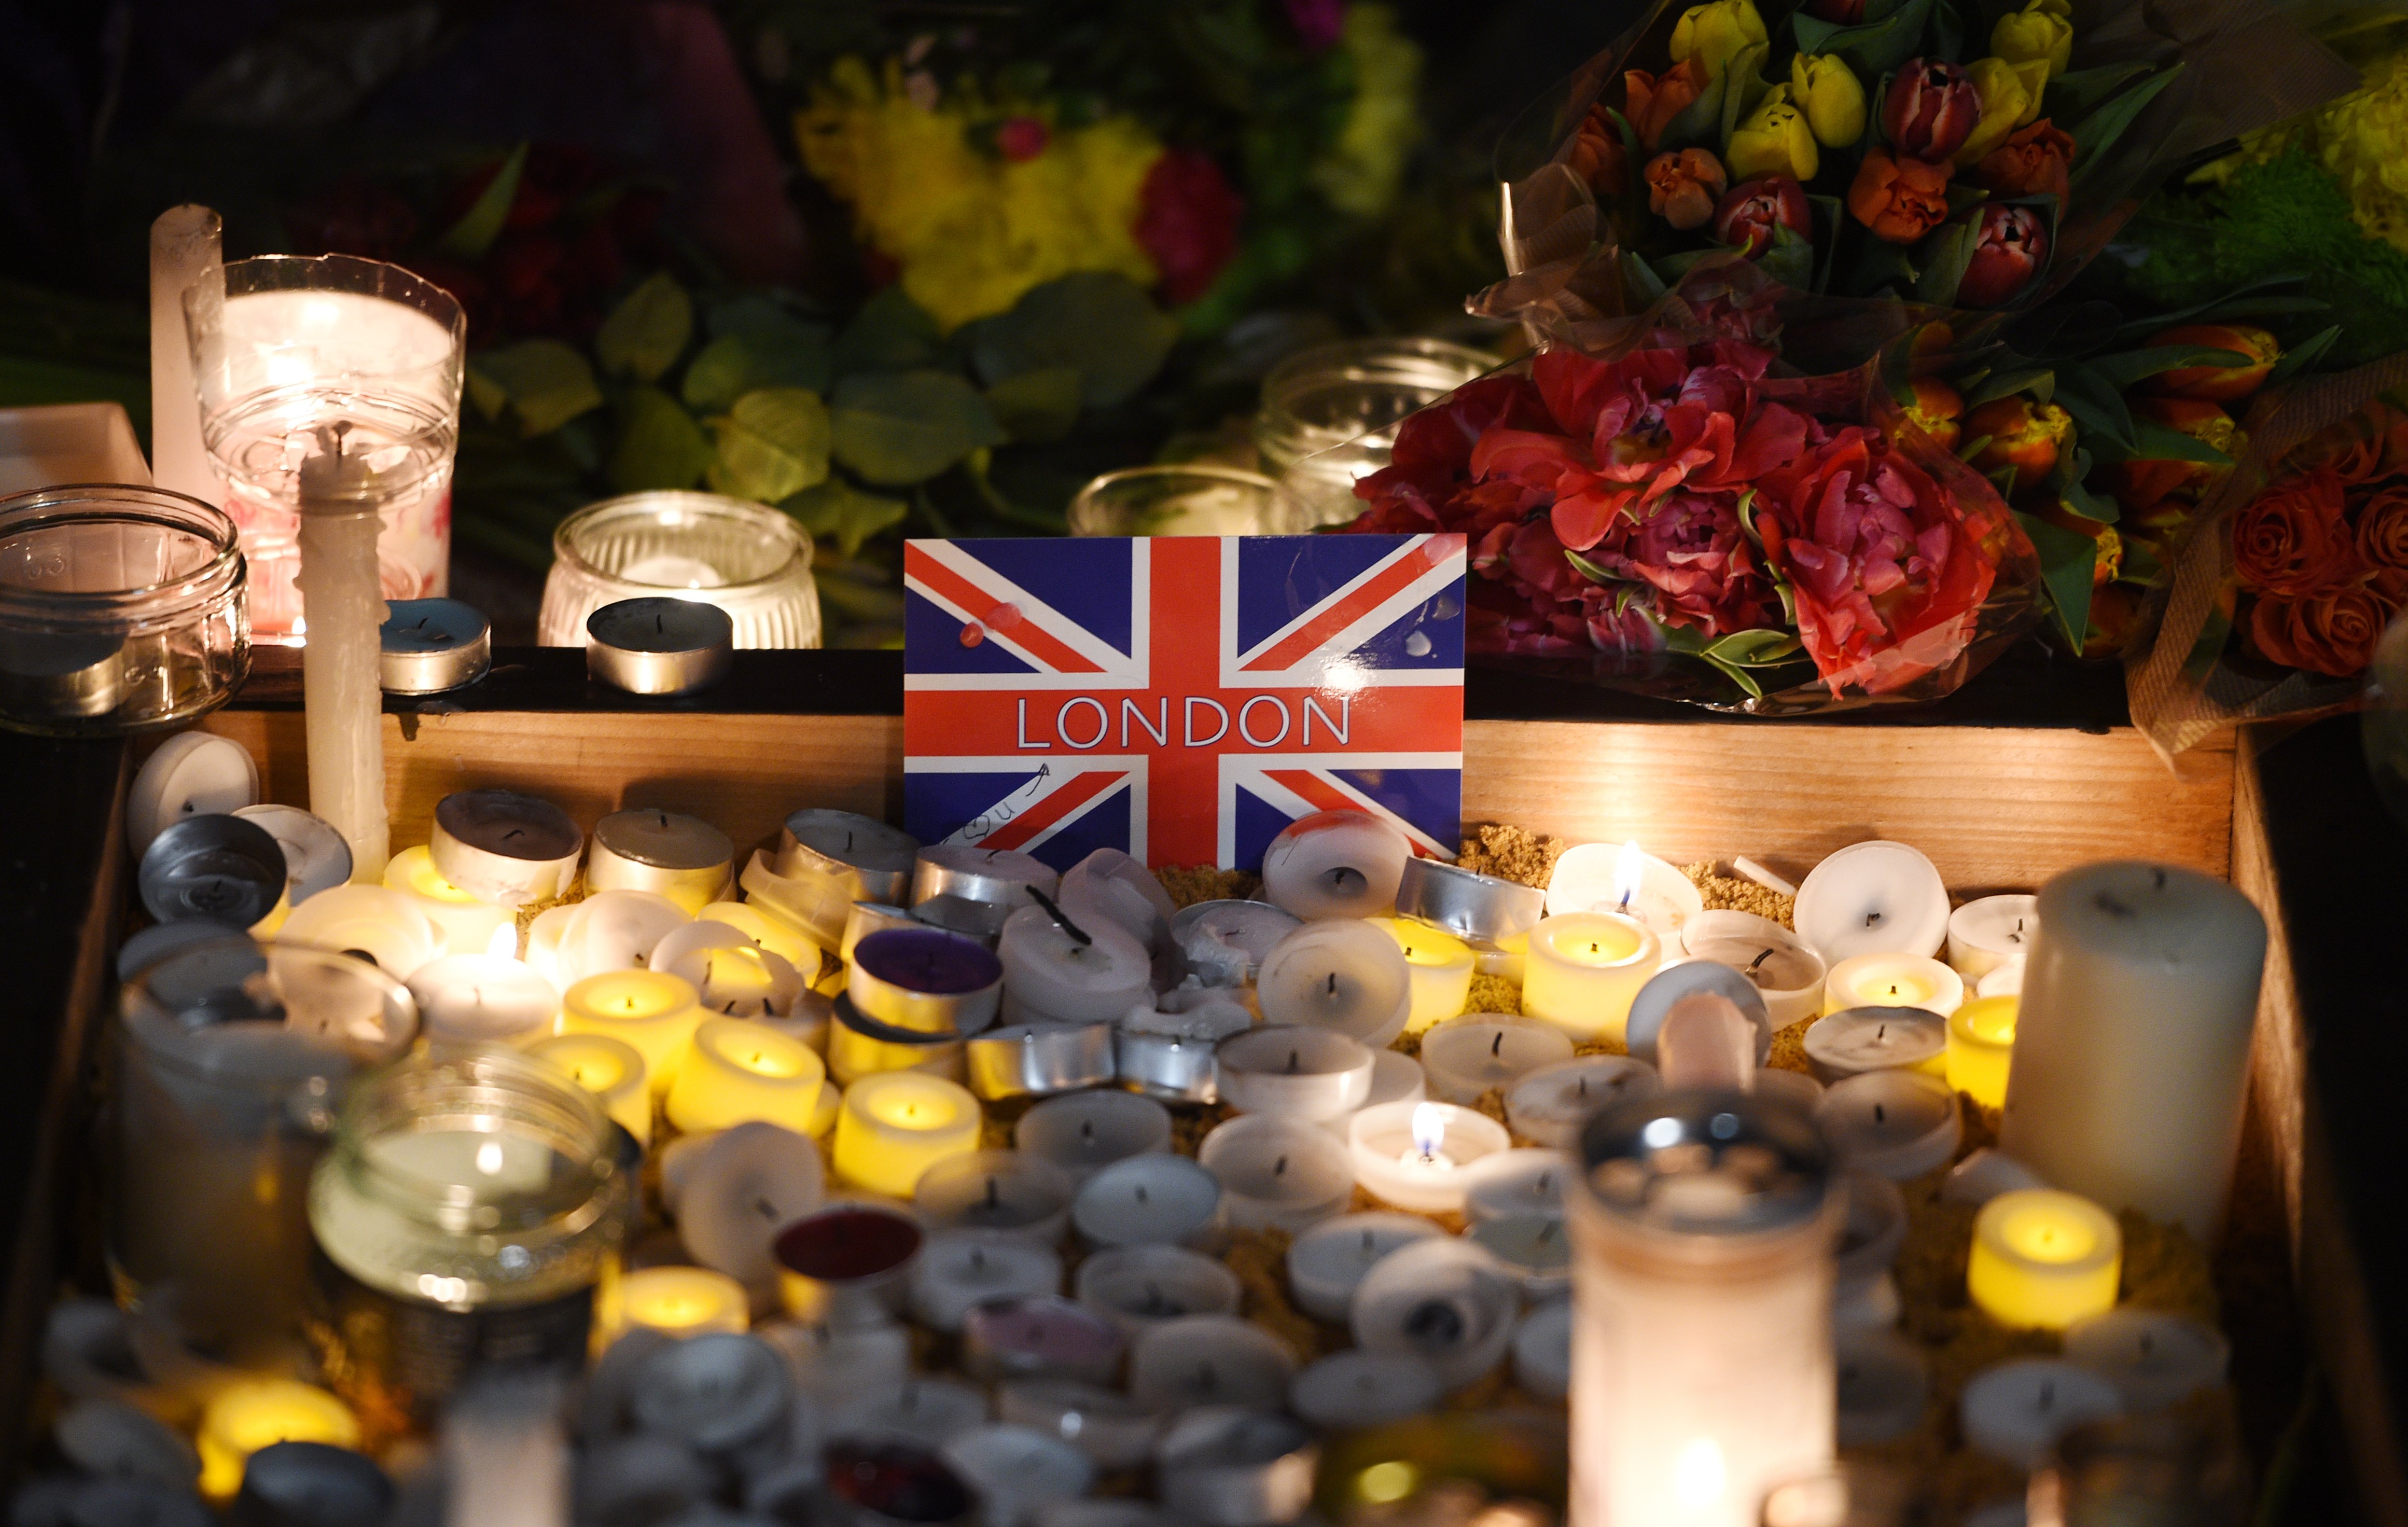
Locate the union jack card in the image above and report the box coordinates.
[902,534,1467,871]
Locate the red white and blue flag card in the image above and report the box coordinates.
[902,534,1467,872]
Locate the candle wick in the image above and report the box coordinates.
[1491,1033,1503,1058]
[1080,1120,1094,1142]
[971,1247,985,1269]
[847,831,855,852]
[1876,1024,1886,1040]
[2152,867,2167,891]
[1577,1077,1588,1098]
[756,1197,779,1221]
[1026,886,1093,946]
[1274,1155,1288,1177]
[2140,1333,2153,1355]
[1873,1103,1886,1125]
[1864,911,1881,927]
[1539,1220,1557,1243]
[1287,1049,1300,1073]
[1199,1361,1216,1391]
[1748,948,1774,975]
[1361,1229,1374,1251]
[2039,1379,2055,1410]
[1326,971,1338,996]
[1135,1184,1149,1204]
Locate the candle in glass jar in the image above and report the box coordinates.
[1198,1115,1354,1231]
[589,809,734,915]
[1822,954,1963,1018]
[1946,996,2017,1109]
[1946,895,2038,981]
[605,1265,749,1342]
[663,1017,827,1135]
[1680,911,1828,1029]
[833,1072,982,1199]
[1520,912,1661,1042]
[382,845,514,957]
[1505,1056,1660,1149]
[407,954,559,1048]
[1965,1188,2120,1330]
[1375,918,1474,1033]
[1346,1102,1508,1213]
[1259,810,1409,920]
[998,901,1154,1025]
[196,1380,360,1501]
[561,971,704,1093]
[527,1033,650,1145]
[1253,920,1412,1046]
[1419,1014,1573,1104]
[1801,1008,1947,1084]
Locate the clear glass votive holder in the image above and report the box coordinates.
[1067,466,1315,537]
[1252,337,1494,527]
[537,490,822,648]
[0,484,248,736]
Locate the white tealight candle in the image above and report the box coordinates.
[827,1378,989,1449]
[523,904,577,985]
[589,809,734,915]
[1946,894,2039,981]
[1253,920,1412,1047]
[663,1017,828,1135]
[1170,899,1302,987]
[407,954,560,1047]
[528,1033,651,1145]
[757,1317,911,1403]
[1470,1213,1571,1302]
[232,803,353,907]
[908,1231,1063,1333]
[280,883,438,977]
[1346,1102,1507,1214]
[1546,840,1704,938]
[128,732,259,861]
[1327,1048,1428,1137]
[1958,1358,2126,1467]
[1418,1014,1573,1105]
[2063,1309,2230,1411]
[1511,1301,1572,1399]
[1285,1212,1444,1322]
[915,1151,1077,1243]
[1459,1148,1576,1223]
[942,1424,1095,1527]
[666,941,807,1022]
[1753,1066,1827,1113]
[997,902,1154,1025]
[382,845,516,957]
[1126,1315,1298,1412]
[997,1383,1162,1470]
[1680,911,1827,1028]
[1153,1409,1318,1527]
[1074,1244,1243,1336]
[1349,1237,1520,1389]
[429,789,584,907]
[1057,848,1178,956]
[1070,1153,1221,1249]
[1259,810,1410,920]
[1519,912,1661,1043]
[674,1122,827,1290]
[832,1072,982,1199]
[557,890,693,988]
[1823,953,1964,1018]
[1504,1056,1659,1150]
[913,845,1060,910]
[742,850,856,957]
[962,1295,1125,1387]
[1213,1025,1376,1122]
[1198,1115,1355,1231]
[1836,1327,1929,1446]
[1801,1007,1948,1084]
[697,900,820,973]
[1816,1071,1962,1181]
[1942,1146,2049,1207]
[1976,959,2025,998]
[1792,841,1950,965]
[1015,1090,1174,1182]
[1375,918,1475,1033]
[1289,1351,1444,1431]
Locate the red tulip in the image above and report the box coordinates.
[1882,59,1978,161]
[1713,176,1810,256]
[1808,0,1864,19]
[1955,204,2049,307]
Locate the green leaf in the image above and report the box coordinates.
[707,295,833,392]
[1965,365,2054,408]
[438,143,527,260]
[1774,579,1799,627]
[829,370,1007,485]
[1761,220,1815,291]
[608,385,711,493]
[1956,432,1993,462]
[2069,64,2183,181]
[2124,418,2233,466]
[2052,364,2135,450]
[1718,44,1773,151]
[1794,0,1932,76]
[1704,627,1804,665]
[2043,62,2150,126]
[1565,549,1620,584]
[1913,217,1981,307]
[2016,510,2097,648]
[467,340,603,436]
[2107,274,2306,345]
[683,335,754,412]
[596,272,694,382]
[1736,486,1764,546]
[965,273,1179,409]
[1701,653,1769,699]
[707,387,831,503]
[837,287,944,375]
[784,478,908,558]
[1623,250,1670,305]
[986,366,1084,444]
[2081,344,2254,394]
[2269,325,2342,384]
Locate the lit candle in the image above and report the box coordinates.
[1169,899,1301,987]
[1801,1007,1947,1085]
[663,940,807,1022]
[427,789,582,906]
[588,809,734,915]
[1791,840,1949,965]
[915,1151,1077,1243]
[1814,1071,1961,1181]
[1946,995,2018,1109]
[832,1072,981,1199]
[1821,954,1963,1018]
[663,1017,827,1135]
[294,428,391,883]
[2063,1309,2229,1411]
[1214,1025,1376,1122]
[1470,1212,1571,1301]
[909,1231,1063,1332]
[700,898,821,973]
[1349,1237,1520,1389]
[1946,894,2038,981]
[381,845,514,956]
[997,901,1154,1025]
[1998,863,2267,1237]
[278,883,437,977]
[850,928,1006,1036]
[1375,918,1474,1033]
[913,844,1060,909]
[1958,1358,2126,1467]
[560,970,705,1093]
[1679,911,1827,1029]
[1505,1057,1660,1150]
[1253,920,1413,1046]
[555,890,693,988]
[1546,840,1704,939]
[1966,1188,2121,1330]
[1014,1089,1173,1181]
[406,953,560,1047]
[778,808,922,917]
[1284,1212,1443,1322]
[605,1265,749,1343]
[774,1202,923,1330]
[527,1033,650,1145]
[1288,1351,1444,1430]
[826,1379,988,1449]
[196,1380,359,1501]
[1419,1014,1573,1104]
[1198,1115,1355,1231]
[1346,1102,1508,1213]
[1074,1243,1243,1335]
[1520,912,1661,1043]
[1069,1153,1221,1249]
[1259,809,1410,920]
[1127,1315,1299,1412]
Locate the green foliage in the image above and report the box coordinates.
[596,273,695,382]
[708,387,831,502]
[835,287,943,375]
[469,340,604,436]
[964,273,1181,408]
[610,386,713,492]
[831,370,1009,485]
[438,143,527,260]
[985,367,1085,444]
[2016,510,2097,648]
[786,478,910,557]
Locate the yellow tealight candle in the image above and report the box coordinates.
[1520,912,1662,1043]
[561,970,704,1094]
[1967,1188,2121,1330]
[698,900,829,984]
[1947,995,2018,1109]
[197,1379,360,1501]
[833,1071,981,1199]
[383,843,514,956]
[1823,952,1965,1018]
[602,1264,750,1344]
[528,1032,652,1145]
[1377,919,1477,1034]
[664,1017,828,1135]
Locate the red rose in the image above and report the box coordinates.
[1134,149,1244,304]
[1583,490,1783,637]
[2246,587,2389,677]
[2358,481,2408,578]
[2232,470,2362,596]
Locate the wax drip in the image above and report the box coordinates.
[1026,885,1092,946]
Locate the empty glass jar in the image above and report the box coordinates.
[1067,466,1315,537]
[537,490,822,648]
[1252,338,1495,526]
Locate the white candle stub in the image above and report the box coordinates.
[1349,1236,1519,1389]
[1254,920,1412,1047]
[1792,840,1950,964]
[995,1382,1162,1470]
[1459,1148,1577,1223]
[1199,1115,1355,1231]
[1284,1212,1442,1323]
[1470,1213,1569,1301]
[1016,1089,1174,1182]
[998,901,1154,1025]
[231,804,352,906]
[1214,1026,1376,1122]
[1824,953,1964,1019]
[1170,899,1302,988]
[1836,1327,1930,1446]
[1504,1056,1659,1150]
[1680,910,1827,1028]
[1074,1244,1243,1336]
[1419,1015,1573,1105]
[675,1122,827,1290]
[1259,810,1410,920]
[2062,1309,2230,1412]
[1958,1358,2126,1467]
[826,1378,989,1449]
[1057,848,1178,955]
[1070,1153,1220,1249]
[557,891,693,988]
[1802,1007,1947,1084]
[942,1424,1096,1527]
[908,1231,1063,1334]
[1942,1147,2050,1207]
[1545,840,1703,937]
[1289,1351,1444,1429]
[1947,895,2039,981]
[128,732,260,860]
[1815,1071,1962,1181]
[1652,993,1762,1093]
[1127,1315,1298,1412]
[279,884,437,977]
[407,955,559,1046]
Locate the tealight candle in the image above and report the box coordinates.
[672,1122,828,1289]
[561,971,705,1093]
[827,1380,989,1449]
[942,1424,1095,1527]
[851,928,1006,1036]
[1546,840,1703,938]
[997,1383,1162,1470]
[1975,959,2024,998]
[664,941,807,1022]
[1346,1102,1508,1213]
[628,1331,790,1457]
[1680,910,1828,1029]
[1214,1025,1376,1121]
[1519,912,1661,1043]
[915,1151,1077,1243]
[997,903,1153,1025]
[1057,848,1178,955]
[779,808,921,910]
[1349,1237,1520,1389]
[1470,1213,1570,1301]
[961,1295,1125,1386]
[1942,1146,2049,1206]
[382,845,515,956]
[909,1231,1063,1332]
[585,597,733,696]
[524,904,578,985]
[379,596,489,694]
[428,789,583,906]
[1512,1302,1572,1399]
[281,884,439,976]
[589,809,734,914]
[1815,1071,1962,1181]
[1328,1048,1427,1137]
[1253,920,1412,1047]
[1074,1244,1244,1335]
[1396,855,1546,953]
[137,814,287,931]
[556,890,693,988]
[606,1266,750,1343]
[965,1021,1118,1100]
[775,1203,923,1329]
[1792,840,1950,965]
[1153,1410,1318,1527]
[128,731,259,862]
[1822,954,1963,1018]
[1802,1007,1947,1084]
[697,900,819,972]
[845,902,923,961]
[1198,1115,1355,1230]
[1126,1315,1298,1412]
[1946,995,2018,1109]
[1285,1212,1443,1322]
[1259,809,1410,920]
[407,954,560,1047]
[1753,1067,1826,1113]
[757,1318,910,1403]
[664,1017,828,1135]
[742,851,856,957]
[1947,895,2038,981]
[1115,1003,1252,1104]
[1504,1057,1660,1149]
[1418,1014,1573,1104]
[1375,918,1475,1032]
[1958,1359,2126,1467]
[1070,1154,1221,1249]
[1624,962,1774,1067]
[1288,1351,1444,1430]
[913,845,1060,910]
[1459,1148,1576,1223]
[829,994,969,1085]
[1836,1327,1929,1446]
[1966,1188,2121,1330]
[196,1380,359,1501]
[1169,899,1301,987]
[527,1033,651,1145]
[231,803,353,907]
[913,894,1012,946]
[833,1073,982,1199]
[239,1438,395,1527]
[2063,1309,2230,1411]
[1015,1089,1173,1181]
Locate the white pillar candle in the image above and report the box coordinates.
[1998,863,2267,1238]
[908,1232,1063,1333]
[1792,841,1949,964]
[1015,1090,1173,1181]
[561,971,705,1092]
[429,790,582,906]
[1069,1154,1220,1249]
[913,845,1060,909]
[1058,848,1178,955]
[1679,911,1827,1029]
[1822,954,1963,1018]
[1547,841,1704,939]
[1259,810,1410,920]
[1801,1008,1947,1084]
[675,1122,828,1289]
[2063,1309,2230,1411]
[382,845,515,957]
[279,883,437,977]
[1074,1244,1243,1336]
[1350,1237,1521,1390]
[1126,1315,1298,1412]
[407,954,559,1047]
[604,1266,750,1343]
[1958,1359,2126,1468]
[915,1151,1077,1243]
[778,808,921,910]
[1346,1102,1508,1213]
[1214,1025,1375,1121]
[1170,900,1301,987]
[995,1384,1162,1470]
[1198,1115,1355,1231]
[1289,1352,1443,1430]
[149,205,222,505]
[997,903,1154,1025]
[832,1072,982,1199]
[1419,1014,1574,1105]
[1653,995,1760,1093]
[1470,1213,1571,1302]
[1966,1188,2121,1330]
[558,890,693,988]
[1283,1212,1442,1322]
[1253,920,1412,1046]
[1505,1057,1660,1150]
[1814,1072,1961,1181]
[1374,918,1474,1033]
[1512,1301,1572,1399]
[664,1017,828,1135]
[527,1033,650,1145]
[1835,1327,1928,1446]
[295,435,391,883]
[942,1424,1096,1527]
[589,809,733,915]
[1460,1148,1576,1223]
[1946,895,2038,981]
[1520,912,1661,1043]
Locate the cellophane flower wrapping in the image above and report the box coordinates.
[1342,279,2042,714]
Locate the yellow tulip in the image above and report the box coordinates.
[1789,53,1867,147]
[1727,86,1819,182]
[1955,57,2046,163]
[1992,0,2073,78]
[1669,0,1769,80]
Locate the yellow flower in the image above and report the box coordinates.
[1956,57,2051,163]
[1727,85,1818,181]
[1789,53,1866,147]
[1310,5,1424,217]
[1670,0,1769,81]
[2310,52,2408,252]
[1992,0,2074,78]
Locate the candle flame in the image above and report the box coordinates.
[475,1140,503,1176]
[1613,840,1644,910]
[1410,1102,1449,1160]
[485,923,519,960]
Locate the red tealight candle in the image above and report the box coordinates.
[961,1294,1125,1385]
[826,1438,976,1527]
[775,1204,924,1329]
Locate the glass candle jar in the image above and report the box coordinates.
[0,484,247,735]
[1252,338,1494,526]
[307,1047,629,1435]
[537,491,821,648]
[1066,466,1313,537]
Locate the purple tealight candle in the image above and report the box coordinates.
[775,1203,925,1329]
[849,928,1006,1036]
[962,1294,1126,1386]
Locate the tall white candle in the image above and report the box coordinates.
[294,430,388,880]
[1998,863,2267,1236]
[150,206,224,506]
